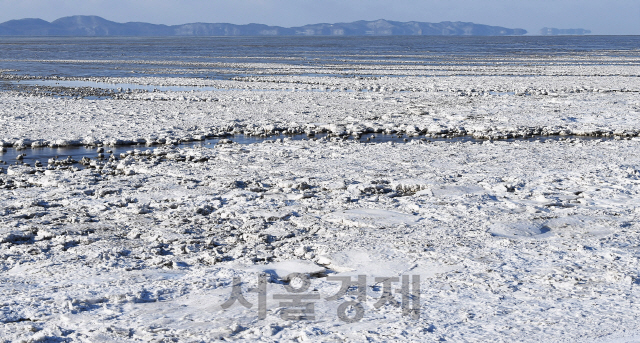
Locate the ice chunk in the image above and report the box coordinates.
[488,221,554,239]
[323,209,422,229]
[248,260,326,280]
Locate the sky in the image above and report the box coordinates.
[1,0,639,35]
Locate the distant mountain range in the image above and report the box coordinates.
[0,16,527,36]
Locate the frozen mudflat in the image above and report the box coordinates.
[1,37,640,342]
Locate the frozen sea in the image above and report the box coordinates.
[1,36,640,342]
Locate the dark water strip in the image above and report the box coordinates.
[0,133,621,172]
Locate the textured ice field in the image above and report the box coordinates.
[1,56,640,342]
[1,71,640,148]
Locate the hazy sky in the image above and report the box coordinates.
[1,0,639,35]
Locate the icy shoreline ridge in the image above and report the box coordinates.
[1,40,640,342]
[1,71,639,148]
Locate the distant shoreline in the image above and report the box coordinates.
[0,15,527,36]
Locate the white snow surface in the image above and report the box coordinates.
[1,56,640,342]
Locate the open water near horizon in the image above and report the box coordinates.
[0,36,639,79]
